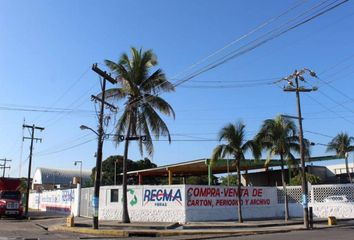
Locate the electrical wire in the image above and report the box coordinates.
[172,0,346,89]
[169,0,307,80]
[35,133,94,155]
[0,105,95,114]
[32,66,91,122]
[304,130,334,139]
[123,0,348,111]
[304,94,354,125]
[35,138,96,157]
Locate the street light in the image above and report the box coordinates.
[80,124,102,228]
[80,125,98,135]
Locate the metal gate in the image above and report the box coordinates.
[80,187,94,218]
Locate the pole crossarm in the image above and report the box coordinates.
[283,88,313,92]
[91,95,118,112]
[23,124,45,131]
[92,64,117,84]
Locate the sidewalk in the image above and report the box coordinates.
[48,217,349,238]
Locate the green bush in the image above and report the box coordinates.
[290,173,321,186]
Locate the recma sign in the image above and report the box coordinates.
[143,188,183,207]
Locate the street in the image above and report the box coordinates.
[0,216,354,240]
[0,217,90,239]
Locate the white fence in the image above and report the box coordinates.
[29,184,354,222]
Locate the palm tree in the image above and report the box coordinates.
[327,132,354,183]
[255,115,302,221]
[104,47,175,223]
[211,121,260,223]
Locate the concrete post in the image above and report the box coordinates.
[76,183,81,217]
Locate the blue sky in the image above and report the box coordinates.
[0,0,353,177]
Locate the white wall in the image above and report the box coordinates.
[99,185,186,223]
[29,184,354,222]
[29,189,77,215]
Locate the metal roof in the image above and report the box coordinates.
[125,155,341,177]
[33,167,91,185]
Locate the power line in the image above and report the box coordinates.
[33,67,91,122]
[35,138,96,157]
[304,130,334,139]
[125,0,348,111]
[304,94,354,125]
[43,81,98,128]
[173,0,347,88]
[188,77,281,83]
[0,105,95,114]
[35,133,94,155]
[169,0,307,80]
[180,81,274,89]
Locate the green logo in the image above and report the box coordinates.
[122,189,138,206]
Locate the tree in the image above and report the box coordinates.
[327,132,354,183]
[211,121,260,223]
[104,47,175,223]
[219,174,238,186]
[290,173,320,186]
[255,115,306,221]
[91,155,158,186]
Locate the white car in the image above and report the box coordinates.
[323,195,349,203]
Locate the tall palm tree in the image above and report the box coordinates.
[255,115,302,221]
[104,47,175,223]
[211,121,260,223]
[327,132,354,183]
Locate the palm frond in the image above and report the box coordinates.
[211,145,225,166]
[145,94,175,119]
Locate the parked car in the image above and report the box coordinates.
[323,195,349,203]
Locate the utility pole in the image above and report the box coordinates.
[282,68,317,229]
[23,124,44,218]
[91,63,117,229]
[0,158,12,177]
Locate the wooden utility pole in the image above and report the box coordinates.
[23,124,44,217]
[282,68,317,229]
[0,158,12,177]
[90,63,117,229]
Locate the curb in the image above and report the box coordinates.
[50,225,306,237]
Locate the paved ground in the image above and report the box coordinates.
[0,218,89,239]
[186,224,354,240]
[0,211,353,239]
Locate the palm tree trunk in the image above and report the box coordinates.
[345,154,352,184]
[280,154,289,221]
[236,160,243,223]
[122,119,132,223]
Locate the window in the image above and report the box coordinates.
[110,189,119,202]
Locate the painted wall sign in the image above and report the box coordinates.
[35,189,75,214]
[143,187,183,207]
[186,186,275,208]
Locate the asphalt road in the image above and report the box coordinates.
[0,217,91,239]
[205,225,354,240]
[105,224,354,240]
[0,216,353,240]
